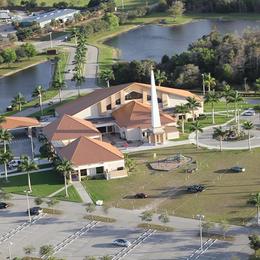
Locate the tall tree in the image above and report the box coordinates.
[249,234,260,257]
[0,150,13,182]
[221,83,233,118]
[186,96,201,121]
[155,69,167,86]
[169,0,185,20]
[53,79,66,103]
[0,129,13,152]
[99,69,115,88]
[11,92,26,111]
[175,104,189,134]
[32,85,45,115]
[248,193,260,226]
[18,155,38,192]
[190,120,203,149]
[204,91,220,124]
[213,127,226,151]
[243,121,254,150]
[204,73,216,92]
[55,159,73,198]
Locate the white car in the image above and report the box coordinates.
[243,110,255,116]
[8,159,21,169]
[112,239,131,247]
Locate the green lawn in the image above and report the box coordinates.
[0,171,64,197]
[53,185,83,203]
[83,145,260,225]
[204,101,253,113]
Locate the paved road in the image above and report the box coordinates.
[190,113,260,150]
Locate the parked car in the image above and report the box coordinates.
[243,110,255,116]
[6,105,13,112]
[27,207,43,216]
[230,166,245,173]
[112,239,131,247]
[0,202,9,209]
[187,184,205,193]
[134,193,148,199]
[7,159,21,169]
[33,103,40,108]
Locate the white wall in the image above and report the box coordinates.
[125,128,143,141]
[167,131,180,140]
[75,103,100,119]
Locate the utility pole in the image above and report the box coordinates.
[49,32,53,49]
[196,214,205,251]
[202,73,205,96]
[24,190,32,223]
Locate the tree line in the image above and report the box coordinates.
[110,30,260,91]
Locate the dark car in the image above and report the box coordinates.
[230,166,245,173]
[27,207,43,216]
[6,105,13,112]
[33,103,40,108]
[135,193,148,199]
[0,202,9,209]
[187,185,205,193]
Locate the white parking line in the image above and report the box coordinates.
[112,229,156,260]
[41,220,99,259]
[0,213,47,245]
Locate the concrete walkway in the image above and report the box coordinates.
[72,181,93,204]
[47,184,72,198]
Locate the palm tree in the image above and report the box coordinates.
[55,159,73,198]
[221,83,233,118]
[100,69,115,88]
[204,91,220,124]
[0,150,13,182]
[228,91,244,129]
[204,73,216,92]
[53,79,66,103]
[243,121,254,150]
[213,127,226,151]
[190,120,203,149]
[72,70,85,97]
[175,104,189,134]
[155,69,167,86]
[248,193,260,225]
[11,92,26,111]
[0,129,13,152]
[186,97,201,122]
[32,85,45,115]
[18,155,38,192]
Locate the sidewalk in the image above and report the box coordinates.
[72,181,93,204]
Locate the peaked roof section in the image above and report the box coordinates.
[43,114,100,141]
[56,82,201,116]
[58,136,124,166]
[0,117,40,130]
[112,101,175,129]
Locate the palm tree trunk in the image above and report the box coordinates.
[212,104,215,124]
[248,130,251,151]
[59,89,62,103]
[19,103,21,112]
[77,84,80,97]
[3,140,6,153]
[107,80,110,88]
[39,94,43,116]
[196,131,199,149]
[192,110,195,122]
[181,118,185,134]
[64,174,68,197]
[4,163,8,182]
[220,138,222,152]
[226,102,229,118]
[27,172,32,192]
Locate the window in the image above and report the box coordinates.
[116,99,121,105]
[96,166,104,174]
[97,127,106,133]
[117,167,124,171]
[147,95,162,103]
[147,95,151,101]
[106,104,112,110]
[80,169,87,176]
[125,91,143,100]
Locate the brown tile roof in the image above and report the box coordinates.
[56,82,201,116]
[58,136,124,166]
[43,114,100,142]
[0,116,40,130]
[112,101,175,129]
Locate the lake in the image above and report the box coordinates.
[0,61,54,112]
[105,19,260,62]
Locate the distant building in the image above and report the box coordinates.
[20,9,80,28]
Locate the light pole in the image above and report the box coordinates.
[202,73,205,96]
[196,214,204,251]
[28,128,34,160]
[24,190,32,223]
[49,32,53,49]
[8,241,13,259]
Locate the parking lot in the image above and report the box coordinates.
[0,195,252,259]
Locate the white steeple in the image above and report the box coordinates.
[151,70,162,130]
